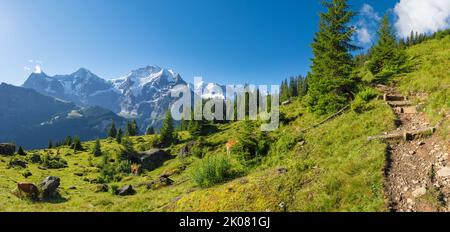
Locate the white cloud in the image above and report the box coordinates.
[357,28,371,44]
[23,66,31,72]
[394,0,450,38]
[354,4,381,46]
[361,4,381,22]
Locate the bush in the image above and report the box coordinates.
[21,170,32,178]
[110,184,119,195]
[232,120,270,166]
[26,153,42,164]
[7,157,27,169]
[191,154,237,188]
[191,137,206,158]
[97,153,127,183]
[351,88,379,113]
[41,154,68,169]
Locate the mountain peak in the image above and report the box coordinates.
[33,65,42,74]
[72,67,95,76]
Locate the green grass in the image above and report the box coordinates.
[396,35,450,123]
[169,99,395,212]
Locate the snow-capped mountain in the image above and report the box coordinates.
[22,65,188,131]
[192,81,226,100]
[23,68,121,112]
[110,66,187,130]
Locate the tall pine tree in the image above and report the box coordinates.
[146,126,155,135]
[367,14,405,78]
[108,121,117,138]
[307,0,357,115]
[160,111,175,147]
[93,139,102,157]
[116,128,123,143]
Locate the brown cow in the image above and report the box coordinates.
[226,139,237,155]
[17,182,39,198]
[131,163,141,176]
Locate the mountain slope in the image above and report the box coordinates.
[0,83,125,149]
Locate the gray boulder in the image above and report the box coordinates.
[0,143,15,156]
[40,176,60,198]
[131,149,172,171]
[95,184,109,193]
[117,185,135,196]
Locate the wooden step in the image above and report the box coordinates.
[368,127,435,141]
[384,94,406,101]
[387,101,412,107]
[394,106,418,114]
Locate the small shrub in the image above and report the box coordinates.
[191,137,206,158]
[97,154,126,183]
[7,157,27,169]
[110,184,119,195]
[352,88,378,113]
[41,154,68,169]
[21,170,32,178]
[26,153,42,164]
[191,154,237,188]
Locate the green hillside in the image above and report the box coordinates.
[0,34,449,212]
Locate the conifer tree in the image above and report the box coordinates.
[132,119,139,136]
[179,115,187,131]
[17,146,27,156]
[72,136,83,151]
[108,121,117,138]
[120,136,134,159]
[306,0,357,115]
[48,140,53,149]
[93,139,102,157]
[116,128,123,143]
[367,14,406,77]
[125,120,139,136]
[160,111,175,146]
[65,136,72,146]
[146,126,155,135]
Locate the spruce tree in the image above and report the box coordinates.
[93,139,102,157]
[116,128,123,144]
[120,136,135,159]
[126,120,139,136]
[289,76,298,97]
[72,136,83,151]
[17,146,27,156]
[108,121,117,138]
[146,126,155,135]
[367,14,406,77]
[48,140,53,149]
[306,0,357,115]
[179,115,187,131]
[132,119,139,136]
[65,136,72,146]
[160,111,175,146]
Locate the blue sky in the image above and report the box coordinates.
[0,0,407,85]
